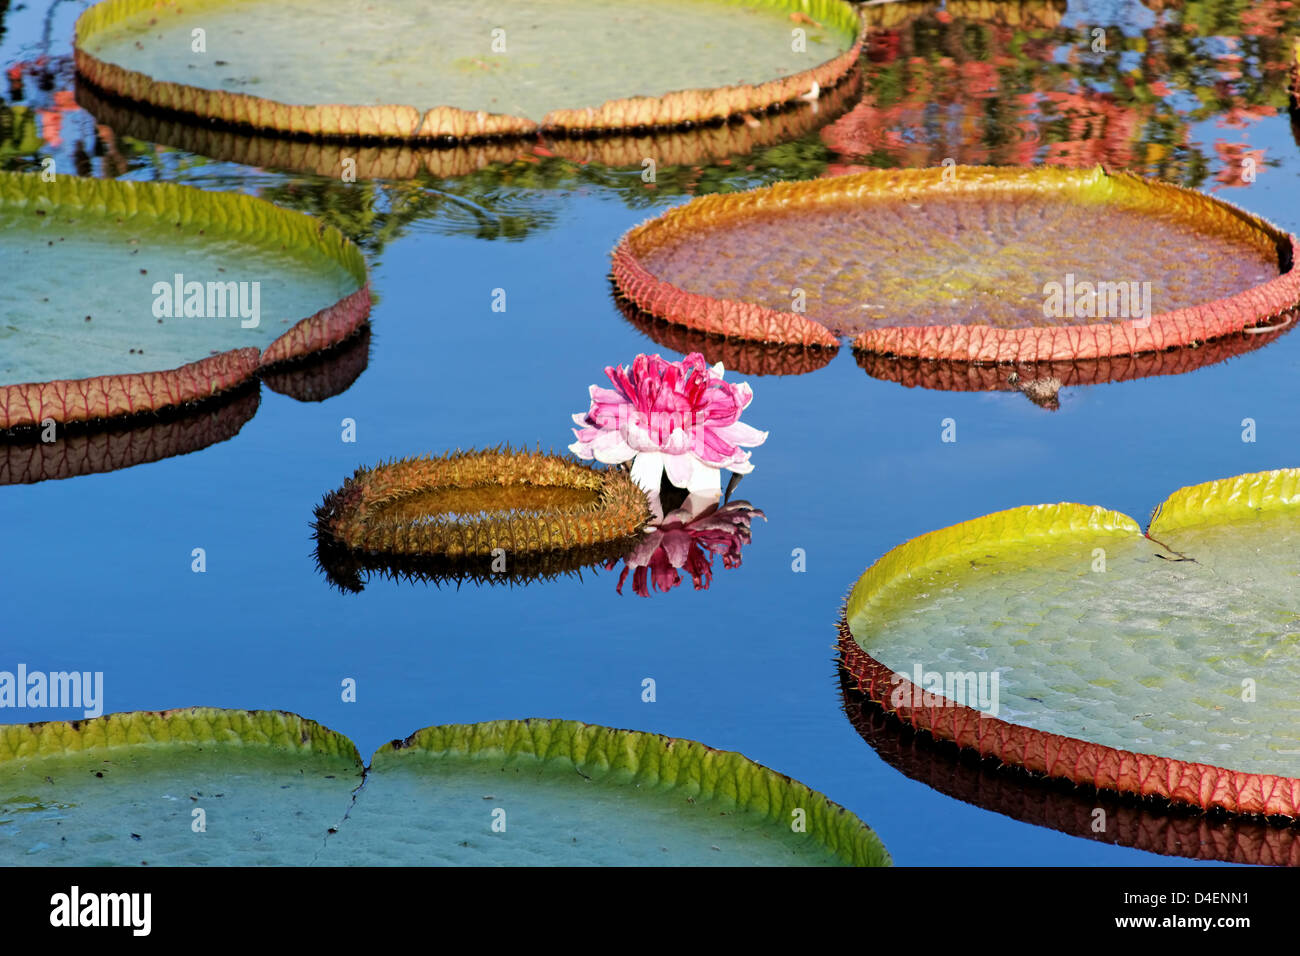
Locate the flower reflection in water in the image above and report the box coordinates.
[610,485,765,597]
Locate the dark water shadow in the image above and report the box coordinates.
[0,385,259,485]
[75,70,862,180]
[854,319,1297,410]
[261,324,372,403]
[312,533,637,595]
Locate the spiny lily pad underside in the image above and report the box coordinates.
[0,709,889,866]
[74,0,862,139]
[839,468,1300,818]
[0,172,369,431]
[312,448,653,560]
[612,166,1300,361]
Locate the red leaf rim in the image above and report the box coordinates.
[838,470,1300,819]
[0,171,371,432]
[611,165,1300,358]
[839,620,1300,818]
[838,671,1300,865]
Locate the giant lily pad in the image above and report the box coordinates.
[839,670,1300,867]
[611,166,1300,361]
[0,708,889,865]
[839,468,1300,818]
[313,449,653,587]
[0,171,369,431]
[74,0,862,140]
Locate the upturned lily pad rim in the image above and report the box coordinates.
[0,707,890,866]
[0,171,370,432]
[615,291,840,376]
[838,671,1300,866]
[611,165,1300,359]
[838,467,1300,818]
[73,0,864,142]
[312,447,653,560]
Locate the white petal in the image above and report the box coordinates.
[593,435,636,464]
[663,451,696,489]
[629,452,665,494]
[684,459,724,495]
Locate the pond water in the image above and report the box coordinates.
[3,0,1299,866]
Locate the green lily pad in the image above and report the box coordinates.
[0,709,888,865]
[0,171,369,430]
[839,468,1300,817]
[0,709,359,865]
[74,0,861,137]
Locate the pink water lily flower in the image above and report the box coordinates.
[610,492,765,597]
[569,352,767,494]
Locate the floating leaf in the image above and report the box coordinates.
[0,171,369,431]
[611,166,1300,361]
[839,468,1300,818]
[312,449,653,588]
[74,0,862,139]
[0,709,889,866]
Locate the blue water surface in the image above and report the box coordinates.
[2,0,1299,865]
